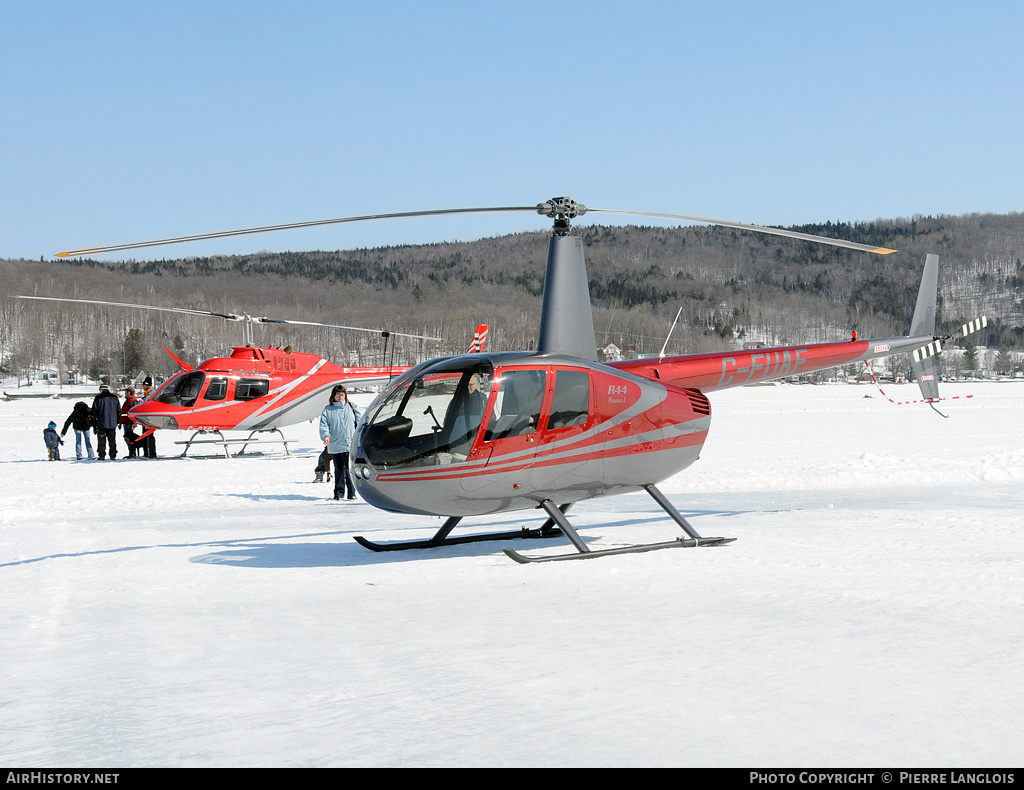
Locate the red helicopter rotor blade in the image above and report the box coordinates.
[15,295,441,342]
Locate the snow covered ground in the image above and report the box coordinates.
[2,380,1022,767]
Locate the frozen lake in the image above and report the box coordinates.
[2,380,1022,766]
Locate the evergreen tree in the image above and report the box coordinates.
[124,328,146,374]
[964,341,978,372]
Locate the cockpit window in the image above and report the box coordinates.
[154,371,206,408]
[546,370,589,430]
[234,378,269,401]
[204,377,228,401]
[484,369,547,441]
[361,358,493,468]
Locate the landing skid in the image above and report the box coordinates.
[175,428,292,458]
[505,536,735,564]
[353,510,567,552]
[353,489,734,563]
[503,485,735,563]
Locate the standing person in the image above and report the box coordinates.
[120,387,140,458]
[61,401,96,460]
[43,421,63,461]
[91,384,121,460]
[318,385,361,500]
[140,376,157,458]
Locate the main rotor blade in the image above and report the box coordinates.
[15,295,440,340]
[15,295,238,320]
[54,198,896,258]
[587,209,897,254]
[256,317,441,342]
[55,206,539,258]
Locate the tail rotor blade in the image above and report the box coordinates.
[960,316,988,339]
[913,340,942,363]
[910,315,988,362]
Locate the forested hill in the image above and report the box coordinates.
[2,211,1022,379]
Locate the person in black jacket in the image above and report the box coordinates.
[91,385,121,460]
[61,401,96,460]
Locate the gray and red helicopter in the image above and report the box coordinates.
[56,198,980,561]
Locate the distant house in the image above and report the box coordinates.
[599,343,623,363]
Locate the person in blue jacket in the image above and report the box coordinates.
[44,421,64,460]
[318,384,362,500]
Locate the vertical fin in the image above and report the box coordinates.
[467,324,489,353]
[910,254,939,337]
[910,254,940,401]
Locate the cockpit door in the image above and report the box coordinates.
[460,367,548,492]
[526,367,597,489]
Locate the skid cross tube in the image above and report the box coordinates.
[504,486,734,563]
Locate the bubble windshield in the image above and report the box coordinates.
[361,358,494,468]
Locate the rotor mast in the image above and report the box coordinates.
[535,197,598,361]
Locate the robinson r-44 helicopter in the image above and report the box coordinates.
[57,198,975,560]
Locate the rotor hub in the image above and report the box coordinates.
[536,197,588,235]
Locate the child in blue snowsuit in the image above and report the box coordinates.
[44,421,63,461]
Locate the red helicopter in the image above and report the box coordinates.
[56,199,967,560]
[136,320,489,456]
[18,294,486,456]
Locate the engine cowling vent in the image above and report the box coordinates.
[682,388,711,416]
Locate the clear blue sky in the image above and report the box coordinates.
[2,1,1022,261]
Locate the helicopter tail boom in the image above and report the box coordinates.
[611,255,942,397]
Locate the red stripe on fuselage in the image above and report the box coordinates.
[373,428,708,483]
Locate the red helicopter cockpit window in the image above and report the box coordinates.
[484,369,547,441]
[204,377,228,401]
[154,371,206,408]
[234,378,269,401]
[361,358,493,468]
